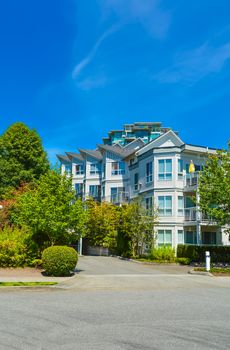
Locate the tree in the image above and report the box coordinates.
[0,122,49,198]
[11,170,88,247]
[118,198,158,257]
[199,145,230,235]
[86,199,120,251]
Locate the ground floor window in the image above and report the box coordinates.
[184,231,197,245]
[157,230,172,246]
[202,232,216,245]
[177,230,184,244]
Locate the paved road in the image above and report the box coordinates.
[76,256,191,275]
[0,256,229,350]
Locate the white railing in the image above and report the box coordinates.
[102,192,129,204]
[184,207,214,223]
[184,172,199,187]
[184,207,197,221]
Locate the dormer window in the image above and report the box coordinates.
[111,162,125,175]
[90,163,100,175]
[75,164,84,175]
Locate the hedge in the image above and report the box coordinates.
[177,245,230,263]
[42,246,78,276]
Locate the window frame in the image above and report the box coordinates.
[146,161,153,184]
[158,159,172,181]
[157,229,172,246]
[75,164,84,175]
[158,196,172,216]
[111,161,125,175]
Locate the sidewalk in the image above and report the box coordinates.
[0,267,75,283]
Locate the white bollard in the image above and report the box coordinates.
[205,251,210,271]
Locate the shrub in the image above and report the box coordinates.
[177,245,230,263]
[150,246,175,262]
[0,226,37,267]
[42,246,78,276]
[175,257,191,265]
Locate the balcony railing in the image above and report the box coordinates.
[184,172,199,188]
[184,207,215,223]
[184,207,197,221]
[102,192,129,204]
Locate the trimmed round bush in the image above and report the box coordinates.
[42,246,78,276]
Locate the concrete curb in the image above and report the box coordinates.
[188,269,213,277]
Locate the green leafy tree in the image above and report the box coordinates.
[11,170,88,247]
[0,122,49,198]
[199,145,230,235]
[118,198,158,257]
[86,199,120,251]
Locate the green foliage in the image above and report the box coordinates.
[177,244,230,263]
[117,198,158,257]
[86,199,119,251]
[11,170,88,247]
[0,226,38,267]
[0,122,49,198]
[199,146,230,235]
[150,246,175,262]
[42,246,78,276]
[175,257,191,265]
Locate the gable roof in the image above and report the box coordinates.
[78,149,103,161]
[97,144,139,159]
[136,130,184,156]
[65,152,84,162]
[56,154,71,163]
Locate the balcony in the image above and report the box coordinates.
[184,207,215,223]
[184,172,199,191]
[184,207,197,221]
[102,192,129,205]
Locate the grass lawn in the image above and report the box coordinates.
[194,268,230,275]
[0,282,57,287]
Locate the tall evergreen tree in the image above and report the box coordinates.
[0,122,49,198]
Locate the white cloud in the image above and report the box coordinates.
[154,41,230,84]
[100,0,171,39]
[72,25,118,79]
[76,76,108,91]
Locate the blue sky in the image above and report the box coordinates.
[0,0,230,163]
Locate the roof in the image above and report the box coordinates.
[65,152,84,161]
[56,154,71,163]
[97,144,139,159]
[78,149,103,160]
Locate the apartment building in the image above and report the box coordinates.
[57,122,229,248]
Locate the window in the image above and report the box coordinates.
[110,187,124,202]
[145,197,153,215]
[185,231,197,245]
[111,162,125,175]
[90,163,100,175]
[146,162,153,183]
[177,230,184,244]
[134,173,139,191]
[102,186,105,198]
[89,185,99,198]
[158,159,172,180]
[75,164,84,175]
[158,196,172,216]
[178,196,184,216]
[64,165,71,175]
[103,164,106,178]
[158,230,172,246]
[75,183,83,197]
[178,159,183,180]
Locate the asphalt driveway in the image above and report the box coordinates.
[76,256,191,275]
